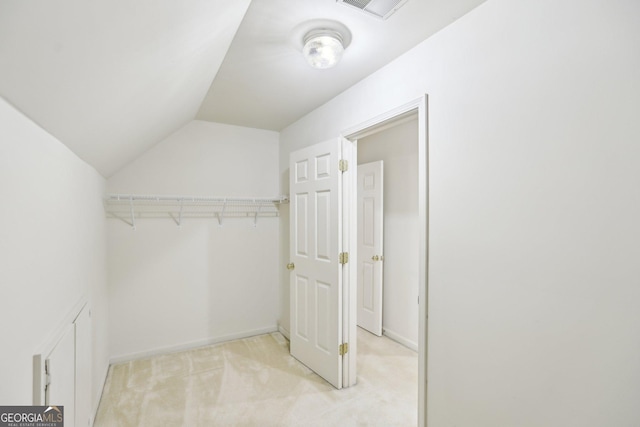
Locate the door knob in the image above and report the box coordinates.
[287,262,295,270]
[372,255,379,261]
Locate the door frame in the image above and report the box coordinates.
[341,95,428,426]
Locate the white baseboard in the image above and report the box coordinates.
[278,324,290,340]
[109,325,278,365]
[382,328,418,352]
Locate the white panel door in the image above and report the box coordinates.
[357,161,384,336]
[289,138,343,389]
[46,323,75,427]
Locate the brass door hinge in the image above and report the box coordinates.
[339,159,349,172]
[339,343,349,356]
[44,359,51,398]
[339,252,349,264]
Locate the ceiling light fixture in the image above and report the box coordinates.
[302,30,345,69]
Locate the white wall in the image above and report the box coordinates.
[107,120,280,361]
[279,0,640,425]
[0,97,109,416]
[358,118,419,349]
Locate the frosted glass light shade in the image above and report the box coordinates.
[302,32,344,69]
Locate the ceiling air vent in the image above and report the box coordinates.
[337,0,409,20]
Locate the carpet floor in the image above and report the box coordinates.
[94,328,417,426]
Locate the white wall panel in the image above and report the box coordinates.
[0,97,108,419]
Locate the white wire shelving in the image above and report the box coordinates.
[104,194,289,229]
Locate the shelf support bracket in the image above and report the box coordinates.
[129,196,136,230]
[253,202,262,227]
[218,199,227,227]
[178,199,184,228]
[109,212,133,227]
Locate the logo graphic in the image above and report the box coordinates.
[0,405,64,426]
[44,406,62,416]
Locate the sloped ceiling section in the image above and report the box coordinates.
[0,0,251,177]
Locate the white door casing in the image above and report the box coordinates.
[45,323,75,427]
[289,138,344,389]
[357,161,384,336]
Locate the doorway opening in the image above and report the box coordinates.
[356,113,420,350]
[287,96,428,425]
[342,95,428,425]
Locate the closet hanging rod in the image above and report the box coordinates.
[104,194,289,229]
[106,194,289,204]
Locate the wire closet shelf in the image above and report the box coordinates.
[104,194,289,229]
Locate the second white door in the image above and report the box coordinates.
[357,160,384,336]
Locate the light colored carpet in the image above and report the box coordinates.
[94,328,417,426]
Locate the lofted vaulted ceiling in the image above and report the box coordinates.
[196,0,487,131]
[0,0,251,177]
[0,0,486,177]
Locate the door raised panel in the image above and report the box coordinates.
[315,191,331,261]
[315,154,332,179]
[363,262,375,312]
[363,196,375,247]
[295,193,309,257]
[296,160,309,183]
[316,281,331,353]
[295,275,309,340]
[363,172,375,190]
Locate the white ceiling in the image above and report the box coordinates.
[197,0,487,131]
[0,0,486,177]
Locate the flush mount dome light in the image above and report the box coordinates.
[302,30,345,69]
